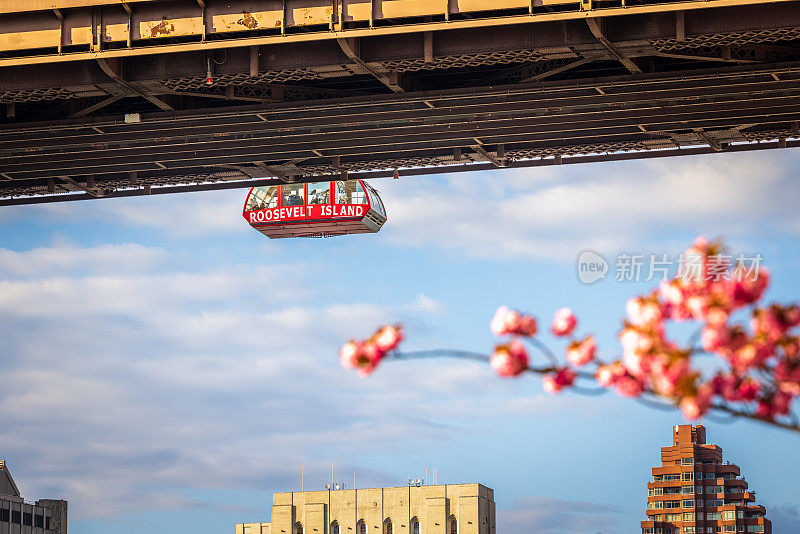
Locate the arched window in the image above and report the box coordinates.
[331,522,339,534]
[294,523,303,534]
[411,518,419,534]
[449,518,457,534]
[383,519,393,534]
[358,520,366,534]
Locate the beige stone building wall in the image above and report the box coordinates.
[0,461,67,534]
[238,484,494,534]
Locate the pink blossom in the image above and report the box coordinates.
[339,340,362,370]
[596,361,626,388]
[374,324,404,352]
[701,325,730,353]
[551,308,578,337]
[490,339,530,377]
[490,306,538,337]
[615,375,645,397]
[710,373,740,401]
[626,296,663,327]
[542,367,577,394]
[680,386,713,420]
[729,267,769,308]
[650,358,690,397]
[340,339,385,377]
[620,327,654,358]
[756,400,775,420]
[773,391,793,415]
[660,280,692,320]
[566,335,596,367]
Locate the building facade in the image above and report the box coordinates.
[0,461,67,534]
[641,426,771,534]
[237,483,495,534]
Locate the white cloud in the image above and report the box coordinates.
[374,150,800,260]
[0,243,170,277]
[0,245,535,519]
[497,495,624,534]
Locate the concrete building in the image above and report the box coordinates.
[0,461,67,534]
[237,484,494,534]
[641,426,771,534]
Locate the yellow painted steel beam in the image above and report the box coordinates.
[0,0,795,68]
[0,0,160,14]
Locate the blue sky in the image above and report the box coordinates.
[1,149,799,534]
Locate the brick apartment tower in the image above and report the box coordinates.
[641,425,771,534]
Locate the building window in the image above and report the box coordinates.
[705,473,716,480]
[0,508,8,522]
[295,522,304,534]
[683,500,695,508]
[683,473,694,481]
[450,518,457,534]
[23,512,32,526]
[46,517,51,530]
[643,529,654,534]
[411,518,419,534]
[682,458,695,465]
[11,510,20,524]
[684,527,695,534]
[384,519,393,534]
[358,520,366,534]
[331,521,339,534]
[35,514,44,528]
[683,486,694,494]
[724,527,735,532]
[683,513,695,521]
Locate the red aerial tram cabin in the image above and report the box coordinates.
[242,179,387,238]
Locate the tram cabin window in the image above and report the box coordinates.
[246,186,279,211]
[336,180,366,204]
[283,184,305,206]
[309,182,331,204]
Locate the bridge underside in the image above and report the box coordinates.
[2,0,800,205]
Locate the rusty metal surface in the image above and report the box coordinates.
[0,0,797,67]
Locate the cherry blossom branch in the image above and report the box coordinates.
[340,237,800,436]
